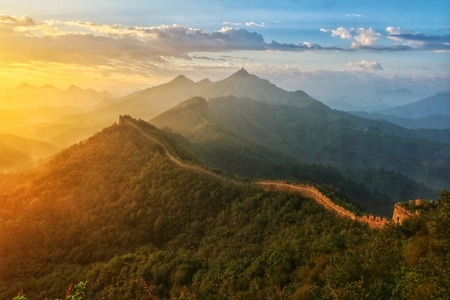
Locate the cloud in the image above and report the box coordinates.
[330,27,352,40]
[2,13,350,71]
[324,26,381,48]
[326,25,450,51]
[0,15,35,29]
[351,28,380,48]
[223,22,242,26]
[386,26,402,35]
[1,13,448,90]
[245,22,265,27]
[386,26,450,50]
[345,14,364,18]
[346,60,383,72]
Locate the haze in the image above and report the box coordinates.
[1,0,449,102]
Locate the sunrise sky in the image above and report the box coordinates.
[1,0,449,100]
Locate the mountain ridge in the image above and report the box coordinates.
[150,94,447,201]
[1,115,448,299]
[378,91,450,118]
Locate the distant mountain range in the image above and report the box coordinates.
[325,88,427,112]
[151,94,448,195]
[1,83,113,109]
[1,69,449,197]
[375,88,426,107]
[0,134,58,172]
[352,91,450,129]
[379,91,450,118]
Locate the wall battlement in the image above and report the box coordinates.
[257,181,388,229]
[119,115,134,125]
[392,199,427,225]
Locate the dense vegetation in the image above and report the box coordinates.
[0,122,449,299]
[152,96,443,214]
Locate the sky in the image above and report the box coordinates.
[0,0,449,102]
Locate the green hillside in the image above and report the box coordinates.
[150,96,444,214]
[1,119,449,299]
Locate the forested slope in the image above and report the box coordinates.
[0,119,449,299]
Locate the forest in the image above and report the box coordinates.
[0,120,449,299]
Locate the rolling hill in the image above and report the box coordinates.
[1,118,449,299]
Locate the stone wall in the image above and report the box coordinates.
[392,200,422,225]
[119,115,134,125]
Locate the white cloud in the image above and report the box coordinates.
[385,26,450,50]
[351,28,381,48]
[345,14,364,18]
[346,60,383,72]
[386,26,402,35]
[325,26,381,48]
[331,27,352,40]
[245,22,265,27]
[223,22,241,26]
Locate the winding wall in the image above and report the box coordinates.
[121,116,388,229]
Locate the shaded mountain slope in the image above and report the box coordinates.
[202,68,326,110]
[150,95,448,195]
[352,111,450,130]
[375,88,425,107]
[95,75,213,121]
[88,68,325,130]
[151,97,292,176]
[379,91,450,118]
[207,96,449,190]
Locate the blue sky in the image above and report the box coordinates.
[1,0,449,103]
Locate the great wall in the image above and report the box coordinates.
[119,115,415,229]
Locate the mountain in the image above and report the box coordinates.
[325,88,427,112]
[15,69,324,147]
[0,84,115,147]
[1,83,113,109]
[375,88,425,107]
[151,95,449,196]
[93,68,324,123]
[352,111,450,130]
[94,75,213,121]
[379,92,450,118]
[202,68,325,109]
[1,118,449,299]
[151,97,292,177]
[0,134,58,172]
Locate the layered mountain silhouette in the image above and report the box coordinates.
[352,91,450,129]
[379,91,450,118]
[150,91,449,192]
[2,69,448,196]
[375,88,425,107]
[2,83,113,109]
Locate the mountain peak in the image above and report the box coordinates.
[66,84,84,92]
[170,74,194,84]
[17,82,36,89]
[232,68,250,77]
